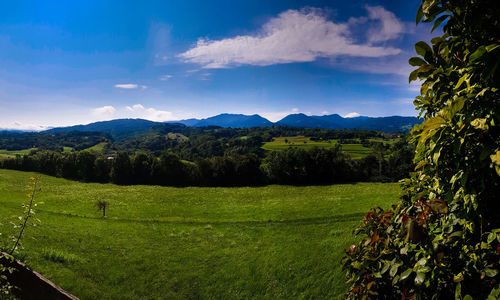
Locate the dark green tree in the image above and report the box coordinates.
[111,152,132,185]
[132,152,154,184]
[94,157,112,183]
[76,151,97,181]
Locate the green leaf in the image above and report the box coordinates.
[431,37,443,45]
[455,283,462,300]
[471,118,488,130]
[470,46,486,62]
[400,268,413,280]
[485,44,500,52]
[454,74,468,90]
[390,264,399,277]
[409,69,419,83]
[422,0,438,14]
[415,272,426,285]
[487,232,496,243]
[381,261,391,274]
[415,41,433,61]
[419,266,431,273]
[485,268,498,277]
[431,14,449,32]
[409,57,427,67]
[416,257,428,266]
[416,4,424,24]
[490,150,500,165]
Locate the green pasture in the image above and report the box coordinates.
[261,136,375,159]
[0,148,37,158]
[0,147,73,160]
[261,136,338,151]
[85,142,108,153]
[0,169,400,299]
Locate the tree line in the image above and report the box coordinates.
[0,141,414,186]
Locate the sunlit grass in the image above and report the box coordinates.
[262,136,378,159]
[0,148,37,157]
[0,169,400,299]
[85,142,107,153]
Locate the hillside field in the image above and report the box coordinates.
[261,136,397,159]
[0,169,400,299]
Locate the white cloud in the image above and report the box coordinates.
[365,5,404,44]
[114,84,139,89]
[114,83,147,89]
[259,108,302,122]
[344,112,361,118]
[92,105,116,117]
[178,7,402,68]
[0,122,49,131]
[159,75,173,81]
[124,104,174,121]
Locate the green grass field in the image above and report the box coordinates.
[85,142,108,153]
[0,147,73,160]
[262,136,374,159]
[0,169,401,299]
[0,148,37,159]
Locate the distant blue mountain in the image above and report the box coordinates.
[0,130,26,133]
[45,118,160,139]
[173,113,273,128]
[42,113,421,137]
[277,113,421,132]
[277,113,332,128]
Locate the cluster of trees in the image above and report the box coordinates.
[0,131,110,151]
[0,140,414,186]
[0,124,414,186]
[117,125,389,160]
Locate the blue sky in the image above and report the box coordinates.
[0,0,434,130]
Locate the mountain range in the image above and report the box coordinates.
[39,113,421,136]
[171,113,421,132]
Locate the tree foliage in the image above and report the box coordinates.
[342,0,500,298]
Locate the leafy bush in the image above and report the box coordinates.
[342,0,500,298]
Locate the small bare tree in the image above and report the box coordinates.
[96,200,109,217]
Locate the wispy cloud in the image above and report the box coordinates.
[124,104,174,121]
[159,75,173,81]
[178,6,402,69]
[365,5,404,44]
[114,84,147,89]
[92,105,116,117]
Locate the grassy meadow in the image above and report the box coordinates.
[0,169,401,299]
[261,136,385,159]
[0,148,37,159]
[0,147,73,160]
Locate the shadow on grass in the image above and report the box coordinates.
[35,209,365,227]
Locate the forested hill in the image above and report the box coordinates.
[45,119,161,139]
[39,113,421,136]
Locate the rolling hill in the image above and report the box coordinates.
[38,113,421,137]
